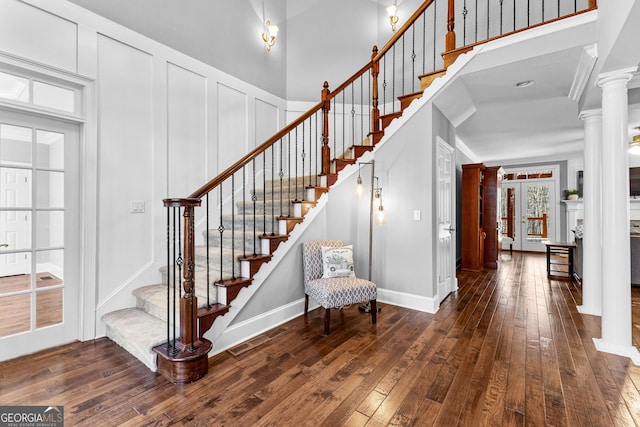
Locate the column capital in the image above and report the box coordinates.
[579,108,602,121]
[597,67,637,88]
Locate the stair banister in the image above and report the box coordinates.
[188,97,325,200]
[372,0,436,63]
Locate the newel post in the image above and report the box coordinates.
[371,46,380,135]
[321,81,331,175]
[446,0,456,52]
[180,202,198,349]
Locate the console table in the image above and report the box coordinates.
[545,242,576,279]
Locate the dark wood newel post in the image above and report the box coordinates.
[370,46,380,136]
[163,197,201,350]
[446,0,456,53]
[321,81,331,175]
[181,203,198,349]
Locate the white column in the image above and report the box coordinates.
[577,110,602,316]
[593,69,640,364]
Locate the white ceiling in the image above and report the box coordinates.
[433,8,640,164]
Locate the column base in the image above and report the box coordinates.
[576,304,602,316]
[593,338,640,365]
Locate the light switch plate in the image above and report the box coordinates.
[413,210,421,221]
[130,200,145,213]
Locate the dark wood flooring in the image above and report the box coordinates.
[1,252,639,426]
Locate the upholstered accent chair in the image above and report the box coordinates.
[302,239,377,335]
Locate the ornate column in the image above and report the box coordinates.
[594,68,640,364]
[577,110,602,316]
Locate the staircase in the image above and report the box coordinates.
[101,0,597,383]
[101,176,317,373]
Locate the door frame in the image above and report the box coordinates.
[0,111,81,359]
[501,164,560,252]
[436,137,457,304]
[0,52,97,342]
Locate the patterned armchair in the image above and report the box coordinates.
[302,240,377,335]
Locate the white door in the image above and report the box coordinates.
[0,111,80,361]
[0,165,31,276]
[501,180,556,252]
[437,139,456,303]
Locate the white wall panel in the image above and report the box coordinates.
[96,35,153,303]
[167,63,207,198]
[217,83,248,173]
[255,98,279,149]
[0,0,77,72]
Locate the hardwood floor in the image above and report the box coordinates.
[0,272,63,336]
[1,253,639,426]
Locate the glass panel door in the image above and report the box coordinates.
[521,181,555,251]
[0,111,78,360]
[501,181,556,253]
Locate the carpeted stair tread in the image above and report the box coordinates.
[102,308,167,372]
[134,284,216,323]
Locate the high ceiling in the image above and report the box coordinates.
[433,11,640,164]
[65,0,640,164]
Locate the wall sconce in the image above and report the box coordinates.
[630,127,640,155]
[386,2,399,31]
[261,20,279,52]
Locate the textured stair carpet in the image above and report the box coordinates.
[102,308,167,371]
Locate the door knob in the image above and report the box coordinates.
[0,243,8,248]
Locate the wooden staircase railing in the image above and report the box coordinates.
[152,0,597,384]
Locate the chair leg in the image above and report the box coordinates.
[324,308,330,335]
[370,300,377,324]
[304,294,309,315]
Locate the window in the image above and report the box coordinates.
[0,70,77,114]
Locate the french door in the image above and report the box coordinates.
[501,180,557,252]
[0,111,79,361]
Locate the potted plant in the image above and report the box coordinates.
[566,189,579,200]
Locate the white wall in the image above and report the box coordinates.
[0,0,287,335]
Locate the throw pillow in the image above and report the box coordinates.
[321,245,355,278]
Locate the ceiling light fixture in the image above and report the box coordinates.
[261,20,279,52]
[514,80,534,89]
[386,2,399,31]
[630,128,640,155]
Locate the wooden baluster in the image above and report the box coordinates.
[371,46,380,136]
[446,0,456,52]
[321,81,331,175]
[588,0,597,8]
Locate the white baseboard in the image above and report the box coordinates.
[211,298,319,356]
[377,288,439,314]
[593,338,640,365]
